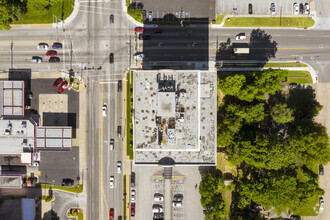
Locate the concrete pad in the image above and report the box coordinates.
[39,94,68,123]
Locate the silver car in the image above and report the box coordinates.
[148,11,152,22]
[319,197,325,212]
[117,161,122,173]
[110,176,114,188]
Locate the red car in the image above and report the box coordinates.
[131,203,135,217]
[53,78,63,88]
[109,208,114,219]
[152,28,162,34]
[58,81,68,94]
[134,27,144,33]
[46,50,57,56]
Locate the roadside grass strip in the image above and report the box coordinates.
[212,15,226,24]
[41,184,83,193]
[288,71,313,84]
[223,17,315,27]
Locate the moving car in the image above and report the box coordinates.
[319,197,325,211]
[53,78,63,87]
[110,14,114,23]
[110,176,114,188]
[154,193,164,201]
[248,4,253,14]
[131,189,135,202]
[109,139,114,150]
[109,53,114,63]
[271,3,276,15]
[305,3,310,14]
[46,50,57,56]
[131,203,135,216]
[172,201,182,207]
[118,80,122,92]
[58,81,68,94]
[117,161,122,174]
[319,165,324,176]
[153,213,164,219]
[49,57,60,63]
[152,205,163,213]
[299,3,304,14]
[134,27,144,33]
[152,28,162,34]
[61,178,74,186]
[117,126,121,137]
[38,42,49,50]
[52,42,62,49]
[102,104,107,117]
[236,33,246,40]
[30,56,42,63]
[173,194,183,202]
[131,172,136,187]
[293,3,299,15]
[109,208,114,219]
[148,11,152,22]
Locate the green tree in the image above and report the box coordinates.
[271,103,294,124]
[0,0,11,30]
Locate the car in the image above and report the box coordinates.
[117,161,122,174]
[118,216,122,220]
[131,190,135,202]
[305,3,310,14]
[118,80,122,92]
[271,3,276,15]
[49,57,60,63]
[131,172,136,187]
[319,197,325,211]
[173,194,183,202]
[109,208,114,219]
[248,4,253,14]
[37,42,49,50]
[52,42,62,49]
[148,11,152,22]
[152,28,162,34]
[142,10,146,21]
[154,193,164,201]
[58,81,68,94]
[131,203,135,216]
[172,201,182,207]
[110,14,114,23]
[117,126,121,137]
[138,34,151,40]
[61,178,74,186]
[290,215,301,220]
[53,78,63,88]
[110,176,114,188]
[133,52,145,60]
[134,27,144,33]
[236,33,246,40]
[152,204,163,213]
[299,3,304,14]
[109,53,114,63]
[28,92,33,100]
[46,50,57,56]
[319,165,324,176]
[293,3,299,15]
[30,56,42,63]
[153,213,164,219]
[109,139,114,150]
[102,104,107,117]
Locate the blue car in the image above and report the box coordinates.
[52,42,62,49]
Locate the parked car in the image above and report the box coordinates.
[236,33,246,40]
[154,193,164,201]
[53,78,63,88]
[142,10,146,21]
[118,80,122,92]
[248,4,253,14]
[131,172,136,187]
[110,176,114,188]
[110,14,114,23]
[148,11,152,22]
[61,178,74,186]
[152,28,162,34]
[109,53,114,63]
[109,139,114,150]
[133,52,145,60]
[109,208,114,219]
[102,104,107,117]
[319,165,324,176]
[173,194,183,202]
[299,3,304,14]
[52,42,62,49]
[131,189,135,202]
[152,204,163,213]
[58,81,68,94]
[134,27,144,33]
[117,126,121,137]
[172,201,182,207]
[138,34,151,40]
[319,197,325,211]
[49,57,60,63]
[117,161,122,174]
[131,203,135,216]
[293,3,299,15]
[271,3,276,15]
[305,3,310,14]
[30,56,42,63]
[37,42,49,50]
[46,50,57,56]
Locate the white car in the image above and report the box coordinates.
[271,3,276,15]
[133,53,145,60]
[102,104,107,117]
[117,161,122,173]
[305,3,310,14]
[148,11,152,22]
[30,56,42,63]
[236,34,246,40]
[293,3,299,15]
[319,197,325,212]
[37,43,49,50]
[152,206,163,213]
[131,190,136,202]
[172,201,182,207]
[154,193,164,201]
[110,176,114,188]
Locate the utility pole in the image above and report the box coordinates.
[11,40,13,68]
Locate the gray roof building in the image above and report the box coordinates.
[0,81,24,117]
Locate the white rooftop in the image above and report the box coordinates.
[0,81,24,117]
[35,127,72,151]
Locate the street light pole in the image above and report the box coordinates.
[11,40,13,69]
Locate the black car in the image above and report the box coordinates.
[319,165,324,176]
[299,3,304,14]
[49,57,60,63]
[109,53,114,63]
[52,42,62,49]
[138,34,151,40]
[248,4,253,14]
[117,126,121,137]
[110,14,114,23]
[118,216,122,220]
[118,80,122,92]
[61,178,74,186]
[131,172,135,187]
[142,10,146,21]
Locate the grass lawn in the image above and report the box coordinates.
[78,211,83,220]
[264,62,308,68]
[126,71,134,160]
[299,194,319,216]
[223,17,315,27]
[218,62,308,68]
[288,71,313,84]
[41,184,83,193]
[212,15,226,24]
[13,0,74,24]
[41,195,52,202]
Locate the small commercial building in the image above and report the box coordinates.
[0,175,25,188]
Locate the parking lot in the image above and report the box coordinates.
[216,0,312,15]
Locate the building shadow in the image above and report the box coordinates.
[42,112,77,138]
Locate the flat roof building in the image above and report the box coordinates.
[35,126,72,151]
[0,81,24,117]
[133,70,217,165]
